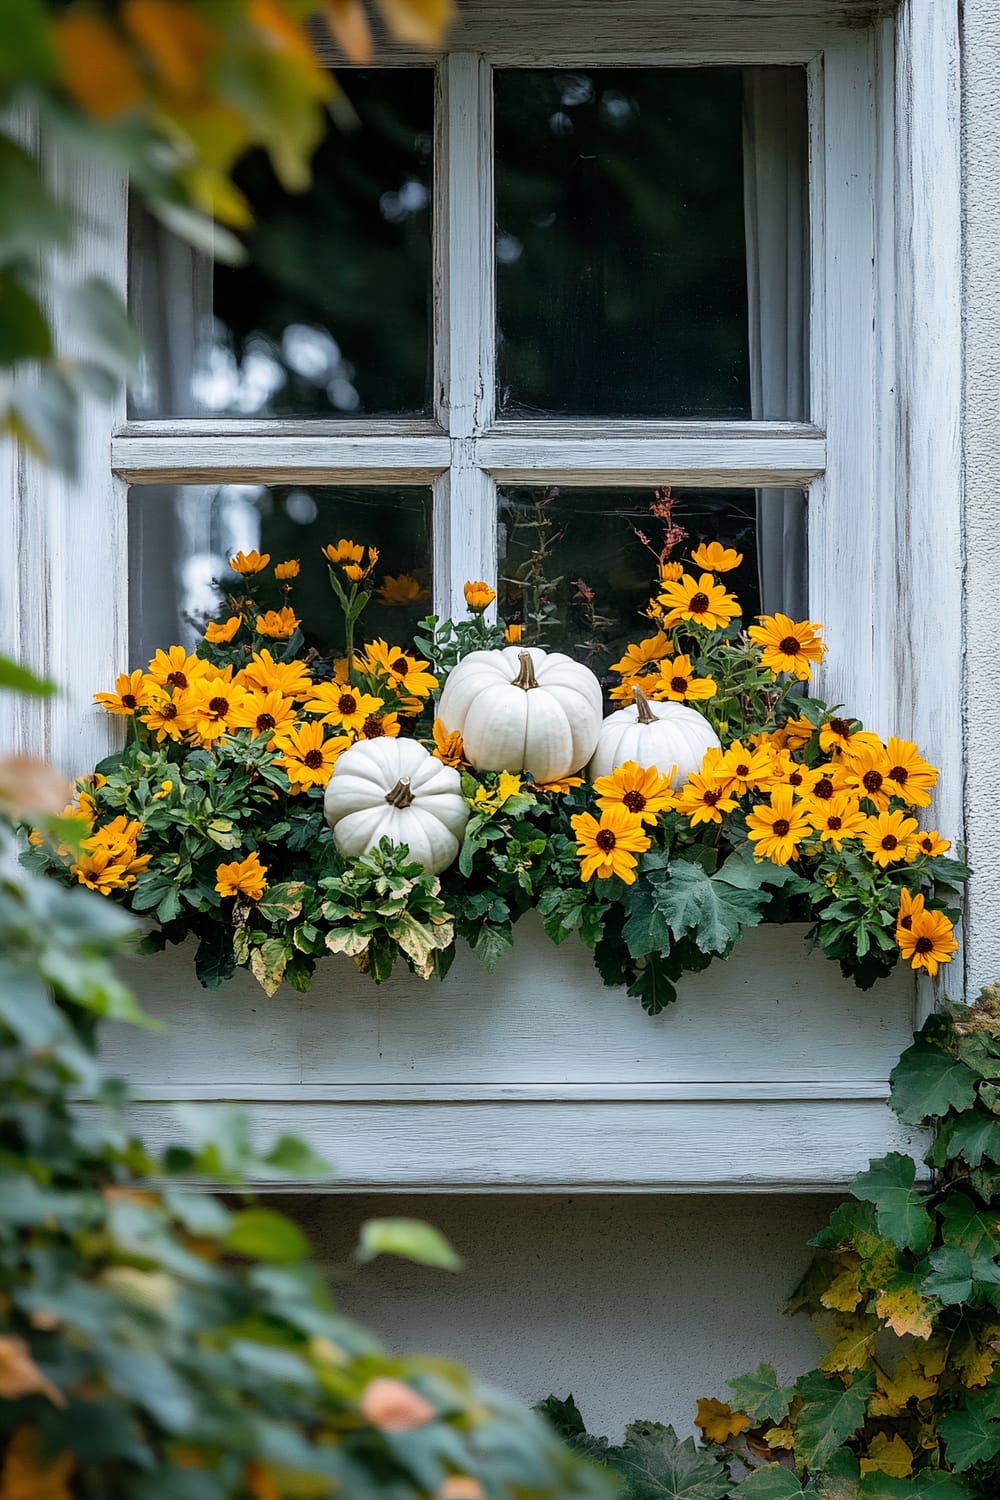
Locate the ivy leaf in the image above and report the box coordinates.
[224,1208,309,1263]
[793,1370,874,1471]
[356,1218,462,1271]
[608,1422,730,1500]
[534,1395,611,1462]
[939,1394,1000,1471]
[627,956,677,1015]
[256,881,307,924]
[473,921,514,973]
[727,1364,794,1427]
[851,1154,934,1254]
[652,860,768,956]
[939,1193,1000,1258]
[945,1110,1000,1168]
[873,1275,936,1339]
[889,1040,978,1124]
[737,1469,806,1500]
[923,1244,1000,1305]
[858,1476,975,1499]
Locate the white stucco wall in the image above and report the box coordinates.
[287,1193,836,1440]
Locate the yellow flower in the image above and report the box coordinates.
[303,681,384,734]
[610,634,673,678]
[504,623,523,645]
[861,810,919,867]
[896,888,926,932]
[882,737,939,809]
[151,779,173,801]
[657,572,741,631]
[272,721,348,792]
[570,805,651,884]
[432,718,467,767]
[746,786,813,865]
[342,547,379,582]
[71,845,131,894]
[691,542,743,573]
[659,561,683,583]
[748,613,826,680]
[376,573,431,606]
[799,762,854,811]
[140,689,188,742]
[362,640,438,698]
[915,829,950,857]
[473,771,524,809]
[94,670,154,717]
[215,851,268,901]
[238,650,313,700]
[897,907,958,976]
[181,678,249,746]
[773,715,815,752]
[592,761,675,824]
[767,754,827,799]
[676,772,739,826]
[717,741,775,795]
[463,580,496,612]
[228,689,298,742]
[358,710,401,740]
[229,550,270,575]
[819,716,864,756]
[647,654,717,703]
[274,559,300,580]
[146,645,207,692]
[81,816,149,883]
[255,607,299,640]
[322,538,364,566]
[537,776,584,794]
[807,795,868,849]
[841,744,893,811]
[204,615,242,644]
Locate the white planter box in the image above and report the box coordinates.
[100,916,924,1191]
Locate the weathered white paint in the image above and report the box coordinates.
[478,432,826,486]
[111,432,452,484]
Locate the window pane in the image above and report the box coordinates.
[128,484,432,666]
[129,70,433,419]
[497,485,806,686]
[494,67,807,420]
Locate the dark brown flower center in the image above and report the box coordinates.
[773,818,791,837]
[391,657,409,676]
[900,914,913,930]
[209,696,229,716]
[121,694,137,709]
[789,769,804,786]
[881,834,899,850]
[703,790,720,807]
[167,670,188,689]
[735,762,750,777]
[863,769,884,793]
[828,717,851,739]
[338,693,358,714]
[889,765,908,785]
[256,713,276,732]
[670,676,689,693]
[814,777,834,799]
[595,829,617,851]
[362,715,384,738]
[304,749,325,769]
[914,935,934,954]
[689,592,710,613]
[920,837,933,851]
[162,703,179,720]
[827,815,843,830]
[622,790,647,813]
[779,636,801,655]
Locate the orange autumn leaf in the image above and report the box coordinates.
[245,1460,281,1500]
[122,0,218,102]
[373,0,454,47]
[53,12,144,120]
[694,1397,750,1445]
[0,1428,74,1500]
[0,1338,64,1407]
[324,0,374,62]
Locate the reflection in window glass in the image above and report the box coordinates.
[129,71,433,419]
[497,486,805,689]
[128,485,432,667]
[495,68,805,419]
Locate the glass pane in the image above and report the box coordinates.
[128,484,432,666]
[494,67,807,419]
[497,485,805,688]
[129,70,433,419]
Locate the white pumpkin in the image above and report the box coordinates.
[589,686,721,789]
[323,737,469,875]
[437,646,603,783]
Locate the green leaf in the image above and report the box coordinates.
[652,860,767,956]
[946,1110,1000,1168]
[0,652,54,695]
[939,1396,1000,1471]
[257,880,307,924]
[851,1154,933,1253]
[356,1217,462,1271]
[474,921,514,973]
[923,1243,1000,1304]
[0,271,52,362]
[737,1468,806,1500]
[793,1370,874,1472]
[889,1039,978,1124]
[608,1421,730,1500]
[726,1364,794,1427]
[0,136,69,264]
[225,1208,309,1263]
[627,956,678,1015]
[534,1394,611,1462]
[0,0,56,81]
[859,1475,975,1500]
[6,366,78,475]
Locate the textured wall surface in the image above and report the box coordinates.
[287,1193,835,1440]
[962,0,1000,996]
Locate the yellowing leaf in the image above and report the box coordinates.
[821,1267,864,1313]
[874,1282,936,1339]
[860,1432,913,1478]
[694,1397,750,1445]
[869,1353,938,1416]
[817,1314,878,1373]
[0,1428,74,1500]
[248,0,320,67]
[373,0,454,47]
[953,1330,999,1388]
[0,1338,64,1406]
[763,1424,794,1450]
[122,0,217,101]
[53,13,143,120]
[324,0,373,62]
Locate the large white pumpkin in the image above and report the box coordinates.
[437,646,603,784]
[323,737,469,875]
[588,686,721,789]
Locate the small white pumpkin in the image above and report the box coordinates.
[589,686,721,789]
[323,737,469,875]
[437,646,603,784]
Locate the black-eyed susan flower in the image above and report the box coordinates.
[215,851,268,901]
[819,716,864,756]
[647,653,717,703]
[432,719,467,767]
[237,650,313,700]
[274,559,300,580]
[272,721,347,792]
[717,740,775,795]
[204,615,242,644]
[676,771,739,827]
[767,754,828,799]
[536,776,584,795]
[658,572,741,631]
[377,573,431,606]
[141,689,187,742]
[841,744,893,810]
[570,805,651,884]
[303,681,384,735]
[897,907,958,975]
[772,715,815,752]
[915,829,950,857]
[747,613,826,680]
[746,786,813,865]
[94,670,155,717]
[860,809,919,867]
[896,887,926,932]
[882,736,939,809]
[799,762,854,810]
[593,761,675,823]
[322,538,364,566]
[807,796,867,849]
[255,607,299,640]
[181,678,249,746]
[610,634,673,678]
[691,541,743,573]
[359,711,401,740]
[363,640,438,699]
[229,550,270,576]
[146,645,207,692]
[71,845,131,894]
[229,689,298,742]
[463,580,496,612]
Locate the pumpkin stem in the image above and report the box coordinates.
[385,776,415,809]
[633,685,658,725]
[513,651,539,690]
